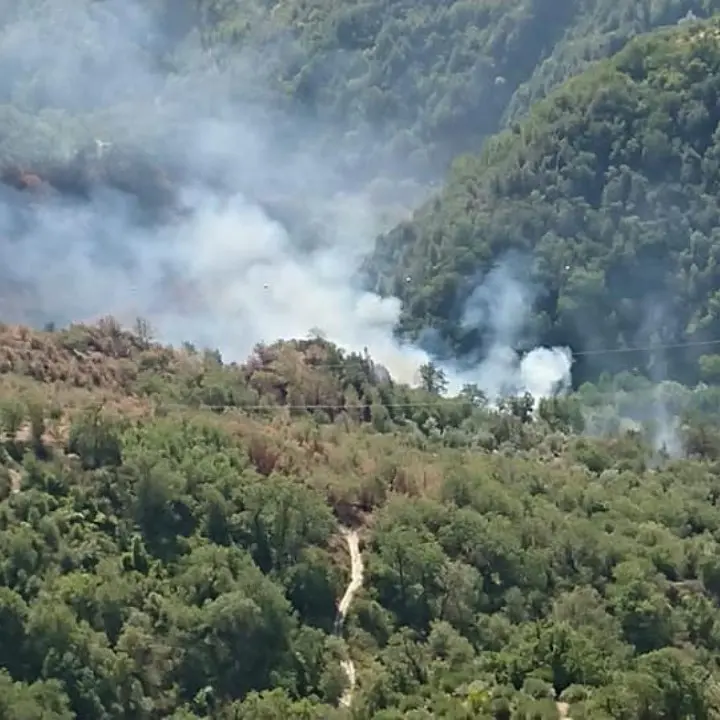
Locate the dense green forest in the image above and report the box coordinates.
[369,18,720,386]
[134,0,720,175]
[0,0,717,183]
[9,4,720,719]
[3,319,720,719]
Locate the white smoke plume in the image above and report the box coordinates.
[447,260,573,398]
[577,301,686,457]
[0,0,572,400]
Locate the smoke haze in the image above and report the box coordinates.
[0,0,572,399]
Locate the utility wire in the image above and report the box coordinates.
[156,400,468,412]
[573,338,720,356]
[244,337,720,372]
[65,337,720,415]
[150,383,717,414]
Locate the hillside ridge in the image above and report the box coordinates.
[4,4,720,719]
[1,317,720,717]
[368,16,720,387]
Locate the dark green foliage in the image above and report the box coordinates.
[0,410,347,718]
[187,0,720,177]
[3,322,720,716]
[5,2,720,717]
[369,18,720,385]
[0,0,715,186]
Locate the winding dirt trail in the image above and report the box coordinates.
[336,527,364,708]
[332,528,570,715]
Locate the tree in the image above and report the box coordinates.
[418,363,448,395]
[133,316,154,347]
[460,383,488,407]
[0,670,73,720]
[0,399,25,440]
[67,406,122,469]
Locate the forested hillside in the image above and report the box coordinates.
[369,18,720,385]
[9,5,720,719]
[199,0,719,175]
[142,0,720,175]
[0,0,715,186]
[3,319,720,718]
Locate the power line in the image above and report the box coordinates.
[572,338,720,356]
[131,339,720,415]
[250,337,720,373]
[150,336,720,414]
[150,385,716,415]
[157,400,464,412]
[37,335,720,416]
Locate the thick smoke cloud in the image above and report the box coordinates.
[453,259,572,397]
[0,0,572,399]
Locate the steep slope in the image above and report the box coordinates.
[503,0,719,122]
[369,18,720,385]
[193,0,720,177]
[0,0,716,189]
[3,320,720,718]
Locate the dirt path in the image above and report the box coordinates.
[333,527,569,715]
[336,527,364,708]
[9,468,20,494]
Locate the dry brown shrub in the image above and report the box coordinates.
[247,434,280,476]
[357,475,388,510]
